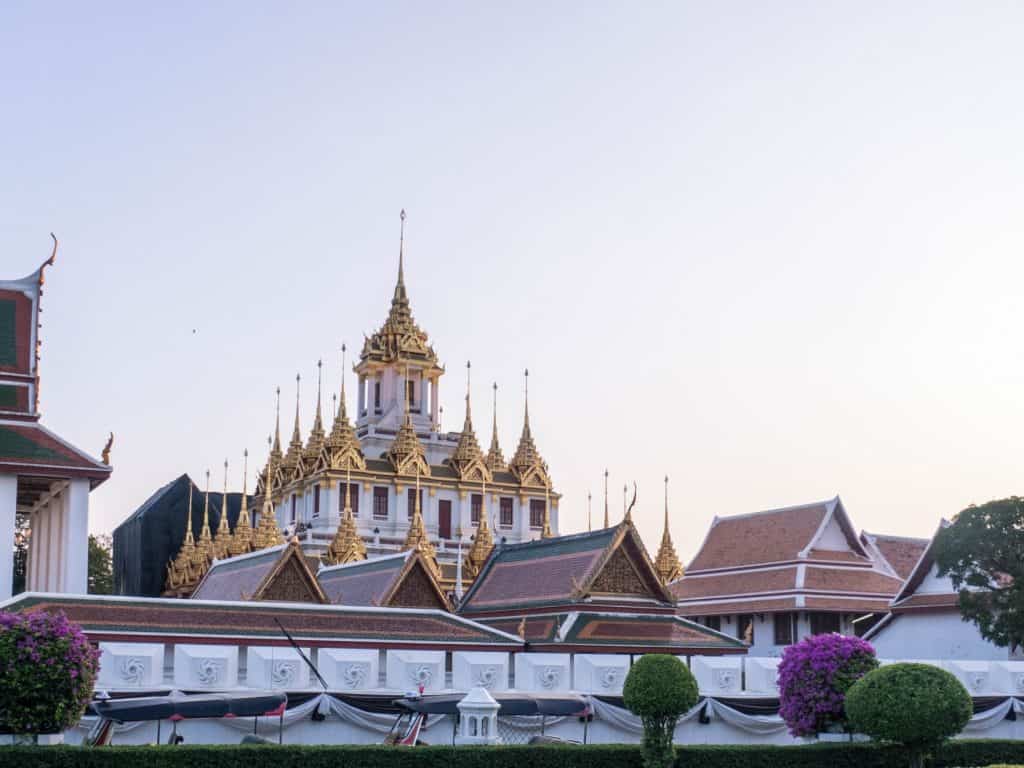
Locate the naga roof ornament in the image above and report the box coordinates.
[447,361,491,483]
[360,210,440,367]
[325,467,367,565]
[654,475,684,584]
[327,344,366,471]
[509,369,550,487]
[484,382,506,472]
[228,450,255,557]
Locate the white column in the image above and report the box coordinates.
[62,479,89,594]
[0,474,16,600]
[46,496,61,591]
[27,509,38,591]
[357,376,365,416]
[430,377,439,429]
[35,503,49,591]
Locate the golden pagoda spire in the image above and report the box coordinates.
[165,480,198,591]
[510,369,549,486]
[541,484,554,539]
[386,364,429,476]
[654,475,684,584]
[193,470,214,573]
[272,386,282,458]
[328,343,366,471]
[464,477,494,580]
[304,360,327,469]
[212,459,232,560]
[326,465,366,565]
[448,361,488,480]
[280,374,304,480]
[402,465,439,575]
[229,449,254,556]
[254,441,285,549]
[588,490,592,532]
[485,382,506,472]
[603,469,610,528]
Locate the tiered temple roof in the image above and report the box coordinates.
[318,550,449,610]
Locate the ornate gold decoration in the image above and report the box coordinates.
[463,479,494,580]
[280,374,305,483]
[447,361,491,483]
[101,432,114,466]
[302,360,328,475]
[192,470,214,576]
[385,366,431,477]
[654,475,683,584]
[258,388,284,498]
[509,369,550,488]
[359,210,440,368]
[165,481,199,592]
[402,469,439,576]
[327,344,366,471]
[485,382,506,472]
[252,538,327,604]
[325,467,367,565]
[254,451,285,550]
[541,484,553,539]
[229,449,254,557]
[212,459,232,560]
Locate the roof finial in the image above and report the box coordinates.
[315,359,323,423]
[664,474,670,529]
[338,343,347,418]
[604,469,609,528]
[623,483,627,519]
[273,386,282,453]
[292,373,302,442]
[185,481,194,538]
[465,360,472,418]
[395,209,407,299]
[588,490,592,532]
[523,368,530,429]
[654,473,683,584]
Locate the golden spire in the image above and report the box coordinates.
[326,465,367,565]
[603,469,610,528]
[272,386,282,458]
[165,480,198,591]
[588,490,592,532]
[303,360,327,469]
[541,484,553,539]
[281,373,304,479]
[254,443,285,549]
[229,449,254,556]
[448,361,488,480]
[485,382,506,472]
[654,475,684,584]
[623,483,628,521]
[212,459,232,560]
[192,470,214,573]
[402,466,439,575]
[464,477,494,579]
[328,343,367,471]
[386,364,429,476]
[510,369,549,486]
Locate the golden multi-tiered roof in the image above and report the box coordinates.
[509,370,550,488]
[386,378,431,477]
[402,474,439,576]
[360,210,440,369]
[253,451,285,549]
[302,362,328,473]
[228,451,254,557]
[280,375,304,483]
[325,471,367,565]
[654,476,684,584]
[447,362,491,483]
[165,482,199,593]
[463,483,494,580]
[484,382,506,472]
[193,473,214,576]
[326,345,366,472]
[212,462,232,561]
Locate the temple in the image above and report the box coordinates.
[0,237,112,599]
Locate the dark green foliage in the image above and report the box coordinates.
[3,741,1024,768]
[934,497,1024,651]
[89,534,114,595]
[846,663,973,768]
[623,654,699,768]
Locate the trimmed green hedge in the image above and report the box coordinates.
[1,741,1024,768]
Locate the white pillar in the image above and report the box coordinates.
[62,479,89,594]
[46,496,60,591]
[35,502,49,591]
[27,508,38,591]
[0,474,16,600]
[430,377,439,429]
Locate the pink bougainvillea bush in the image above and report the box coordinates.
[777,632,879,737]
[0,610,100,735]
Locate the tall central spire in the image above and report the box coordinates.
[654,474,683,584]
[395,208,407,303]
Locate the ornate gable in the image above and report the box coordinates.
[589,545,652,596]
[386,558,449,610]
[254,540,327,604]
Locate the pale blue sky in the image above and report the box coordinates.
[3,2,1024,560]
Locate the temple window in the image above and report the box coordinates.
[407,488,423,519]
[373,487,389,520]
[471,494,482,525]
[499,497,514,528]
[312,484,320,518]
[703,615,722,632]
[738,613,754,644]
[529,499,545,529]
[339,483,360,516]
[809,612,840,635]
[374,380,382,414]
[290,494,297,523]
[407,380,416,410]
[774,612,797,645]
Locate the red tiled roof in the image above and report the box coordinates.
[0,421,111,481]
[670,567,797,600]
[318,553,409,606]
[803,596,892,612]
[191,546,284,602]
[893,593,959,611]
[805,549,870,564]
[803,566,903,595]
[680,597,798,615]
[687,502,829,571]
[5,594,520,647]
[868,534,930,580]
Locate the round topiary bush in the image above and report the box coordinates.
[623,654,699,768]
[846,662,972,768]
[0,611,100,736]
[777,632,878,737]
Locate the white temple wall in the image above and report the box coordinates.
[870,611,1010,661]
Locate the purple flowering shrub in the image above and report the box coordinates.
[777,632,878,737]
[0,610,100,735]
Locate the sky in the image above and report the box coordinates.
[3,2,1024,562]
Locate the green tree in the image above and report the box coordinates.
[933,497,1024,651]
[622,654,699,768]
[88,534,114,595]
